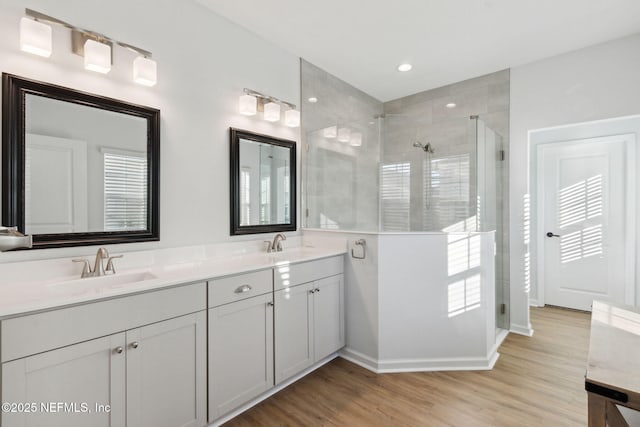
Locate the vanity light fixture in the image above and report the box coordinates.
[263,102,281,122]
[284,109,300,127]
[19,17,52,57]
[18,9,156,86]
[239,94,258,116]
[83,39,111,74]
[239,88,299,126]
[350,132,363,147]
[323,126,337,139]
[133,56,157,87]
[337,127,351,143]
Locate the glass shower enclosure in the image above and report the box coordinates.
[303,113,508,329]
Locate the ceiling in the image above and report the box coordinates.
[196,0,640,102]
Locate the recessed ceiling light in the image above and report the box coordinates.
[446,102,457,108]
[397,63,412,72]
[308,97,318,103]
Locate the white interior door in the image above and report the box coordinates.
[539,136,634,311]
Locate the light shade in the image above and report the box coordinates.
[133,56,157,87]
[323,126,337,139]
[350,132,363,147]
[19,18,52,58]
[337,127,351,143]
[284,109,300,127]
[84,39,111,74]
[263,102,280,122]
[239,94,257,115]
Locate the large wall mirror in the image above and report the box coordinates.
[230,128,296,235]
[2,74,160,248]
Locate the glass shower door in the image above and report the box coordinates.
[475,117,509,329]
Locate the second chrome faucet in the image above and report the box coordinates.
[265,233,287,253]
[73,247,123,278]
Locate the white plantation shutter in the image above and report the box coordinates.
[104,151,147,231]
[380,162,411,231]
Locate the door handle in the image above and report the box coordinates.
[546,232,560,238]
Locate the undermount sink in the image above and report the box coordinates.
[46,271,158,294]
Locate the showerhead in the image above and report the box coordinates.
[412,141,435,154]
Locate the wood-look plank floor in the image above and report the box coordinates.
[224,306,591,426]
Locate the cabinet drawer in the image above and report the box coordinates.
[274,256,344,290]
[1,282,206,363]
[208,269,272,307]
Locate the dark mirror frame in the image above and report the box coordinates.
[2,73,160,249]
[230,128,296,235]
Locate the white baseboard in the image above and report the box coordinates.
[209,353,339,427]
[510,323,534,337]
[340,346,499,373]
[339,347,380,372]
[529,299,544,307]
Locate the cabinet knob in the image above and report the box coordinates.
[315,288,320,293]
[267,302,274,307]
[114,346,124,354]
[130,341,139,349]
[309,289,315,294]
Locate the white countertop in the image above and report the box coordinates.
[0,245,346,320]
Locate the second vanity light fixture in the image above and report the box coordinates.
[19,9,157,87]
[239,88,300,128]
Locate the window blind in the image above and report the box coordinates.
[104,152,147,231]
[380,162,411,231]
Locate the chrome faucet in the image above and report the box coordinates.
[72,247,123,278]
[268,233,287,253]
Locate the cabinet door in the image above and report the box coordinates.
[1,333,126,427]
[126,311,206,427]
[313,274,345,361]
[274,282,313,384]
[209,293,274,422]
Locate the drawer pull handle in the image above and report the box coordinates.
[235,285,252,294]
[114,346,124,354]
[130,341,139,349]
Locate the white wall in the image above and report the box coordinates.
[510,33,640,333]
[0,0,300,262]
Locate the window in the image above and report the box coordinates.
[380,162,411,231]
[425,154,471,230]
[104,151,147,231]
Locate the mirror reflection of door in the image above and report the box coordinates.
[25,134,88,234]
[239,139,290,226]
[25,94,148,234]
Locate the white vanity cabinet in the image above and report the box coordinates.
[1,283,207,427]
[274,256,344,384]
[208,269,274,422]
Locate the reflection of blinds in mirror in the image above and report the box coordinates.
[104,152,147,231]
[240,168,251,226]
[380,162,410,231]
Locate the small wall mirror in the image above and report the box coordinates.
[230,128,296,235]
[2,74,160,248]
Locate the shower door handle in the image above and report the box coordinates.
[546,232,560,238]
